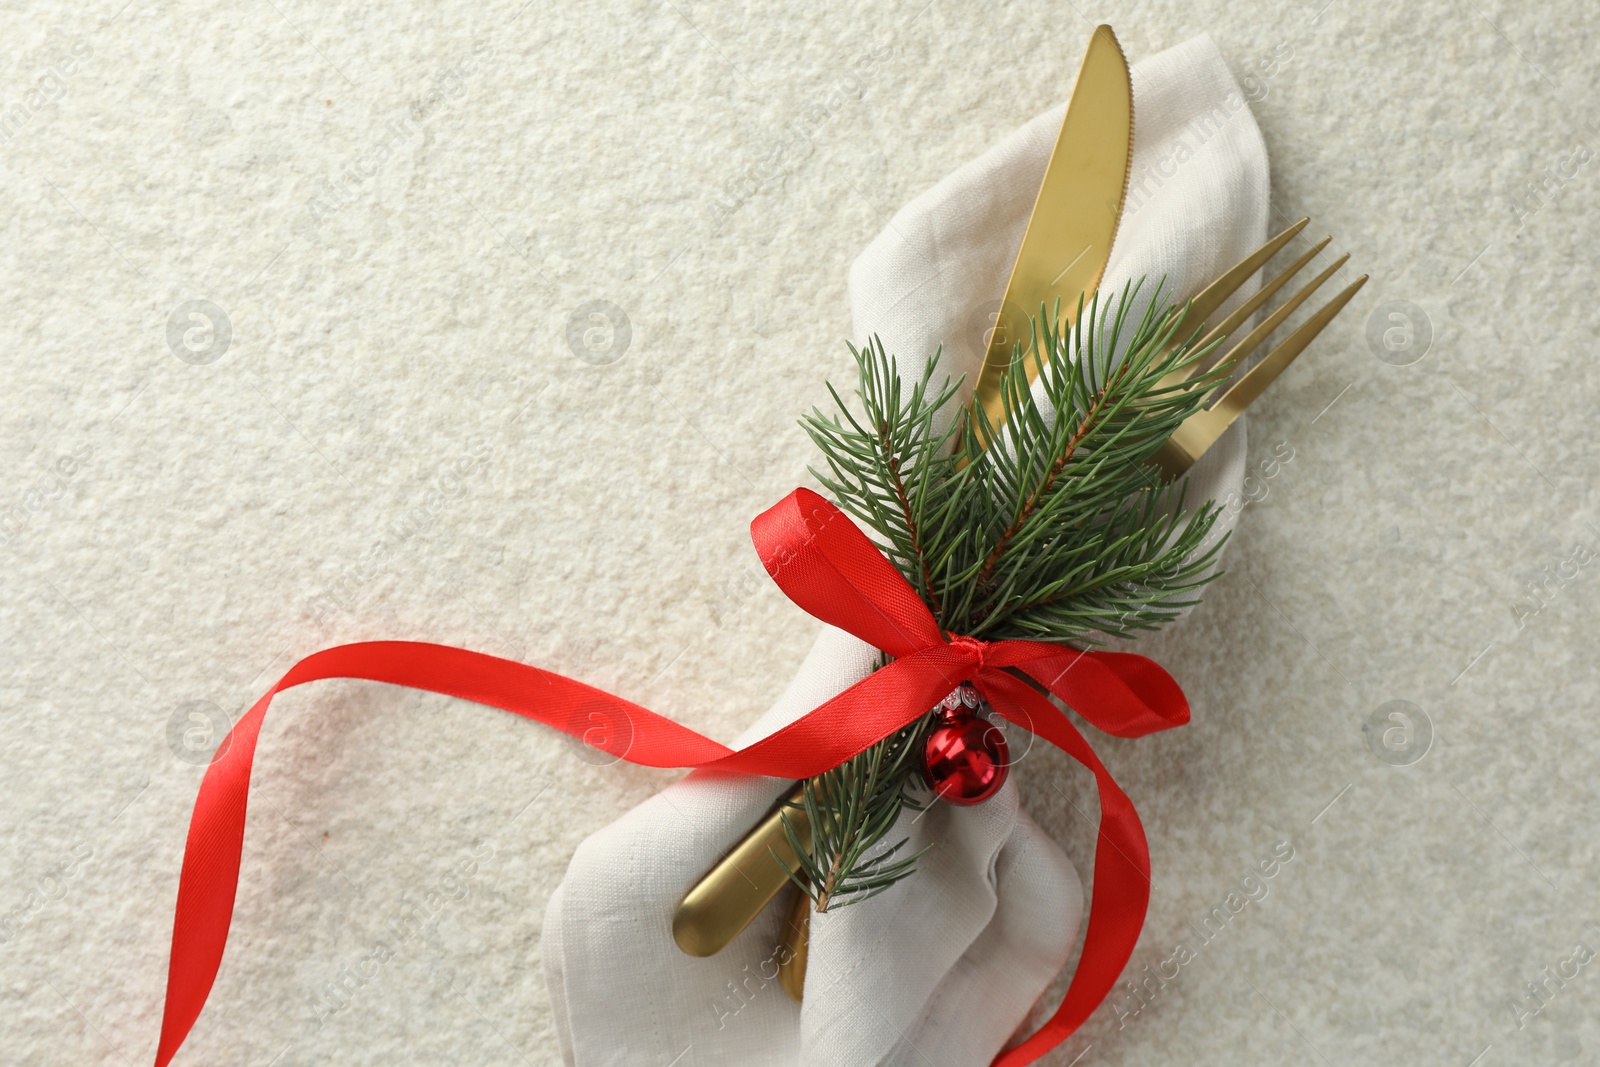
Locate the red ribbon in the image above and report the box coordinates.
[153,488,1188,1067]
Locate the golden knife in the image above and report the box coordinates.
[671,24,1138,984]
[971,23,1134,448]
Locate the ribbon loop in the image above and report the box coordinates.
[152,489,1189,1067]
[753,488,946,660]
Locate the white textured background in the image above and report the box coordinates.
[2,0,1598,1064]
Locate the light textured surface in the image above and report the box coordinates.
[1,2,1597,1066]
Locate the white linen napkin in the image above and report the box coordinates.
[543,33,1268,1067]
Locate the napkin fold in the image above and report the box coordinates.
[543,33,1268,1067]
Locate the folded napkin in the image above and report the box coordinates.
[543,34,1267,1067]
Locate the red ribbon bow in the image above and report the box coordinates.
[153,488,1188,1067]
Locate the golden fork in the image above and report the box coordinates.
[676,215,1368,997]
[1149,215,1367,478]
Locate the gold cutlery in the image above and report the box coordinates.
[1149,216,1367,479]
[671,788,808,958]
[971,23,1134,449]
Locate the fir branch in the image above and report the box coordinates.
[971,366,1111,596]
[777,711,929,912]
[786,279,1233,909]
[802,340,964,617]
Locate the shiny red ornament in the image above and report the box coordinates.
[921,701,1009,805]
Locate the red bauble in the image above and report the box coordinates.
[921,705,1009,805]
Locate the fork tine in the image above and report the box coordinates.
[1156,219,1316,389]
[1166,216,1309,340]
[1206,273,1369,424]
[1204,252,1350,380]
[1151,272,1368,479]
[1188,236,1332,365]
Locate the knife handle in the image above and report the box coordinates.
[672,786,810,957]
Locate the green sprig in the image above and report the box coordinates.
[780,280,1231,911]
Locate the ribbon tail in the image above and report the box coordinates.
[979,670,1152,1067]
[154,691,268,1067]
[150,641,735,1067]
[1013,646,1189,738]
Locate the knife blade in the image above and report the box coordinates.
[970,23,1134,448]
